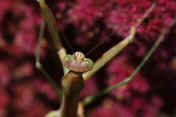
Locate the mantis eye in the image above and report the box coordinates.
[63,54,73,63]
[73,51,85,61]
[63,53,94,72]
[84,58,94,68]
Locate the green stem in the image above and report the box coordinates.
[83,18,176,105]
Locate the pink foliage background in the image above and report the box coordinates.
[0,0,176,117]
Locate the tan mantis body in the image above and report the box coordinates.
[36,1,176,117]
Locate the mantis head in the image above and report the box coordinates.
[63,52,94,73]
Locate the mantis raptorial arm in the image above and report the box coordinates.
[35,22,62,101]
[37,0,67,65]
[37,0,156,79]
[82,18,176,105]
[83,3,156,80]
[35,1,159,117]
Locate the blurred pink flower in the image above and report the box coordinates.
[80,78,98,99]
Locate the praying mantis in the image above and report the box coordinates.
[35,0,176,117]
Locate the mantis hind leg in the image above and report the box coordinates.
[82,17,176,106]
[35,21,62,101]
